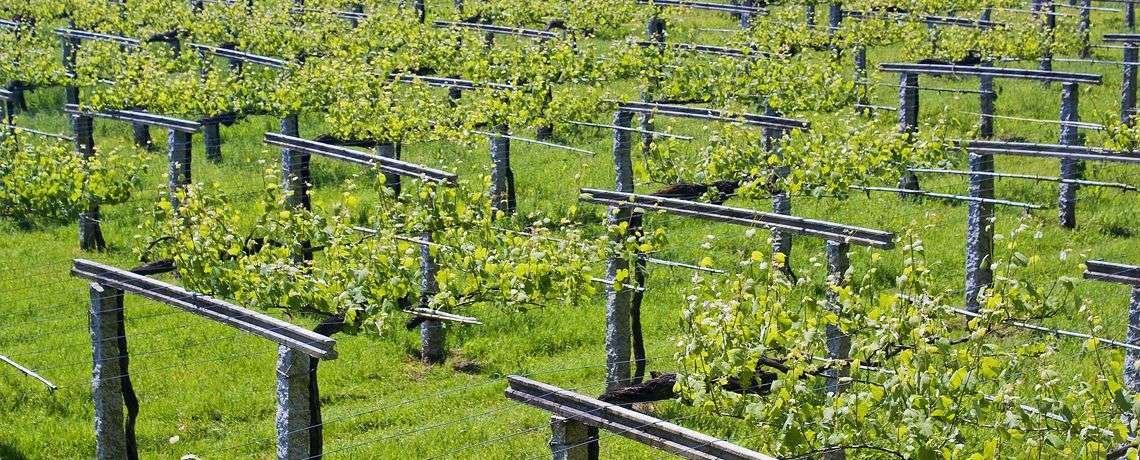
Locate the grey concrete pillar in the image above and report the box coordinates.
[979,62,995,138]
[764,107,792,267]
[90,283,127,460]
[76,113,104,250]
[420,231,444,364]
[203,122,222,162]
[827,3,841,34]
[275,345,312,460]
[377,142,401,197]
[280,114,309,211]
[1126,288,1140,393]
[550,416,599,460]
[167,129,192,211]
[854,46,867,116]
[1058,83,1082,229]
[964,153,995,312]
[1079,0,1091,58]
[489,124,514,216]
[1129,1,1136,31]
[897,73,920,193]
[132,123,152,151]
[604,110,635,391]
[823,241,850,460]
[1123,45,1138,125]
[640,16,666,157]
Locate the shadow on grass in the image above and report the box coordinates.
[0,443,29,460]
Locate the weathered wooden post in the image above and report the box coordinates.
[420,231,445,364]
[90,283,128,460]
[604,110,636,391]
[823,240,850,460]
[1129,0,1137,31]
[897,72,921,193]
[489,125,515,216]
[739,0,754,28]
[276,344,312,460]
[1058,82,1082,228]
[806,4,817,28]
[1038,0,1055,72]
[964,152,995,312]
[349,3,364,27]
[550,416,599,460]
[167,128,192,211]
[377,142,402,196]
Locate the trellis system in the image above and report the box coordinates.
[69,258,337,460]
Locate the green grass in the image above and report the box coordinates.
[1,6,1139,459]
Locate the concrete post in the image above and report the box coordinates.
[90,283,127,460]
[280,114,309,211]
[1123,45,1138,125]
[1126,288,1140,393]
[897,73,920,193]
[764,107,792,267]
[604,110,635,391]
[420,231,444,364]
[489,124,515,216]
[854,46,868,116]
[979,62,995,138]
[75,112,105,250]
[823,241,850,460]
[203,122,222,162]
[550,416,599,460]
[964,153,995,312]
[275,345,312,460]
[1058,82,1082,229]
[167,129,192,211]
[377,142,401,197]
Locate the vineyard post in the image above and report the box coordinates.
[1129,0,1137,31]
[203,122,222,162]
[897,72,921,194]
[823,240,850,460]
[739,0,754,28]
[489,124,516,215]
[1129,288,1140,393]
[854,46,868,115]
[1038,0,1055,72]
[964,152,995,312]
[604,109,636,390]
[1079,0,1091,58]
[640,14,666,158]
[280,114,310,212]
[276,345,313,459]
[1058,82,1082,228]
[377,143,402,196]
[415,0,426,23]
[550,416,599,460]
[167,129,192,211]
[76,109,105,250]
[979,63,996,139]
[764,106,793,268]
[806,3,816,28]
[89,283,129,459]
[1124,43,1138,125]
[349,3,364,28]
[420,231,445,363]
[61,21,80,124]
[827,3,841,34]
